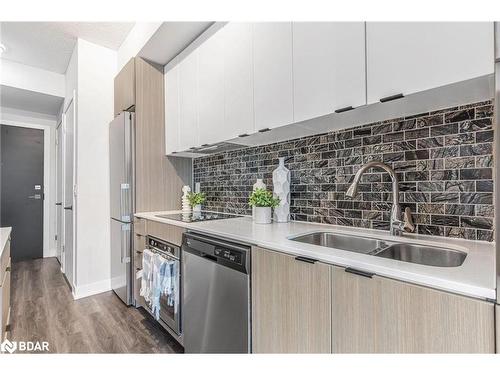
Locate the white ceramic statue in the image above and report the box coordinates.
[272,157,290,223]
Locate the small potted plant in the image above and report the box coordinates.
[249,188,280,224]
[187,192,206,213]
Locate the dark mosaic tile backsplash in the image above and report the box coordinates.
[193,100,495,241]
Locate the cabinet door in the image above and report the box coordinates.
[165,62,180,154]
[178,50,199,151]
[253,22,294,131]
[114,58,136,115]
[223,22,255,138]
[496,305,500,353]
[293,22,366,122]
[198,30,226,146]
[366,22,494,104]
[1,266,10,340]
[251,247,331,353]
[331,266,495,353]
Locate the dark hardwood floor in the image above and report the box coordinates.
[10,257,183,353]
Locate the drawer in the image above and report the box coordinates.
[134,233,146,253]
[147,220,185,246]
[134,249,143,271]
[1,268,11,340]
[0,239,11,284]
[134,268,145,308]
[134,218,146,236]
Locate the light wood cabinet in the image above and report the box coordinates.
[331,265,495,353]
[133,233,146,308]
[292,22,366,122]
[0,237,11,340]
[134,57,192,213]
[366,22,494,104]
[114,58,136,115]
[251,246,331,353]
[496,305,500,353]
[253,22,294,131]
[146,220,185,247]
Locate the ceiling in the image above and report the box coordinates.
[0,85,64,116]
[0,22,134,73]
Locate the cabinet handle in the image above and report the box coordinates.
[238,133,249,138]
[380,93,404,103]
[136,250,143,254]
[345,267,374,278]
[295,256,318,264]
[6,266,11,272]
[258,128,271,133]
[335,106,354,114]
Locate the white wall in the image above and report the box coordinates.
[73,38,117,299]
[117,22,162,71]
[0,106,58,258]
[0,59,65,98]
[64,46,78,109]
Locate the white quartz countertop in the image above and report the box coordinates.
[0,227,12,258]
[135,211,496,300]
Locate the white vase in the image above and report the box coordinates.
[272,157,290,223]
[193,204,202,212]
[254,207,272,224]
[252,179,267,220]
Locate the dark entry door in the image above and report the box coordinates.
[1,125,44,261]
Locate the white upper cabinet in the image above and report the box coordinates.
[293,22,366,122]
[178,49,199,151]
[223,23,255,138]
[366,22,494,104]
[165,62,180,154]
[253,22,294,131]
[198,30,226,146]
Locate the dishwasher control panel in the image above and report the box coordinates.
[214,247,242,265]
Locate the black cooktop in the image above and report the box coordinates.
[156,211,242,223]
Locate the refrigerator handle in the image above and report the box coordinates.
[120,183,130,222]
[121,223,131,264]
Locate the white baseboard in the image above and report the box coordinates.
[44,248,57,258]
[72,278,111,300]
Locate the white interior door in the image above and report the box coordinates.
[55,121,63,265]
[63,99,75,288]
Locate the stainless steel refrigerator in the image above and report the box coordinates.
[109,112,135,305]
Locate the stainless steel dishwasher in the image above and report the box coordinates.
[182,232,250,353]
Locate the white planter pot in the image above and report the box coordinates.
[193,204,202,212]
[254,207,272,224]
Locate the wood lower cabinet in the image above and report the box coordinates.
[496,305,500,353]
[1,237,11,340]
[331,265,495,353]
[251,246,331,353]
[133,233,146,308]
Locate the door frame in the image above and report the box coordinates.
[0,120,52,257]
[62,92,77,289]
[55,119,63,267]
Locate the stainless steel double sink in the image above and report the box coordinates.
[290,232,467,267]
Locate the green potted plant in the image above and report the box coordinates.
[249,188,280,224]
[187,192,206,212]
